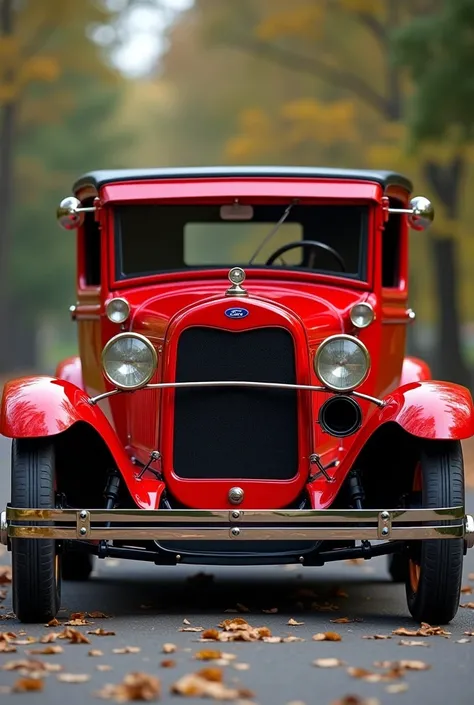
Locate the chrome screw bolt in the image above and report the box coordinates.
[381,511,390,521]
[80,511,87,520]
[79,527,87,536]
[230,527,240,537]
[231,511,240,519]
[381,527,389,536]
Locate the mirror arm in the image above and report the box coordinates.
[387,207,416,214]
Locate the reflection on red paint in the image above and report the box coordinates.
[0,376,160,509]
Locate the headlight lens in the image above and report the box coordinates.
[350,302,374,329]
[106,297,130,324]
[315,334,370,391]
[102,333,157,390]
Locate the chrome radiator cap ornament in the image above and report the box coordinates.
[228,487,244,505]
[226,267,248,297]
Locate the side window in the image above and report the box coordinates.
[382,198,401,288]
[83,208,101,286]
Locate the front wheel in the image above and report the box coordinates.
[405,440,464,624]
[11,439,61,623]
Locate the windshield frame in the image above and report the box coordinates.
[103,180,381,292]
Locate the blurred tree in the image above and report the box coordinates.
[204,0,471,385]
[0,0,127,372]
[393,0,474,384]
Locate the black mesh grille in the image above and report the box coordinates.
[173,326,298,480]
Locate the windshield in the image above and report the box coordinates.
[114,203,368,280]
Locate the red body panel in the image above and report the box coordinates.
[0,377,162,509]
[400,356,432,385]
[55,356,84,389]
[307,380,474,508]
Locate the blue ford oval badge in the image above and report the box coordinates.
[225,307,249,319]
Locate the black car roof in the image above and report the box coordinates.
[73,166,413,194]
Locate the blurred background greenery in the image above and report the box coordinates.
[1,0,474,387]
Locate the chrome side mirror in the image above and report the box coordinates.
[388,196,434,231]
[57,196,96,230]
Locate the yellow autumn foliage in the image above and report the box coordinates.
[255,5,324,41]
[337,0,384,14]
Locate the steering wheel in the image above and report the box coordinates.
[265,240,346,271]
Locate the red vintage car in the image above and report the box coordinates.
[1,167,473,624]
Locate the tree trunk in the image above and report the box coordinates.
[0,0,17,374]
[423,157,472,388]
[429,237,471,387]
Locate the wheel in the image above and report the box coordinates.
[388,552,408,583]
[62,551,93,581]
[405,440,464,624]
[11,438,61,623]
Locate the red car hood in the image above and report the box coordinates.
[125,279,367,343]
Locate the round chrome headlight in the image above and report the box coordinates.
[350,302,375,329]
[102,333,157,390]
[315,334,370,391]
[106,297,130,324]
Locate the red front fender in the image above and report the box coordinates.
[0,376,163,509]
[309,380,474,509]
[377,380,474,439]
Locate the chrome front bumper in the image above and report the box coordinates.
[2,507,474,547]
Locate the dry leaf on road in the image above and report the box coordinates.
[28,645,63,655]
[40,632,60,643]
[374,660,431,671]
[170,669,253,700]
[392,623,450,638]
[456,638,471,644]
[180,626,204,632]
[58,628,90,644]
[461,586,473,594]
[195,650,223,661]
[12,677,44,692]
[88,649,104,657]
[95,672,161,701]
[385,683,409,694]
[312,632,341,642]
[262,608,278,614]
[96,664,113,672]
[112,646,141,654]
[201,618,272,643]
[57,673,91,683]
[362,635,391,640]
[160,659,176,668]
[0,566,12,584]
[11,636,37,645]
[46,618,61,628]
[330,698,380,705]
[0,642,16,653]
[398,640,430,647]
[287,618,304,626]
[87,628,116,636]
[162,643,177,654]
[460,602,474,609]
[313,658,345,668]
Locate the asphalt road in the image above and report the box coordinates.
[0,434,473,705]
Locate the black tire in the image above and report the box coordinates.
[405,440,464,624]
[11,438,61,623]
[388,552,408,583]
[62,551,93,581]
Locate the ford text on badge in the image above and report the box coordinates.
[225,307,249,319]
